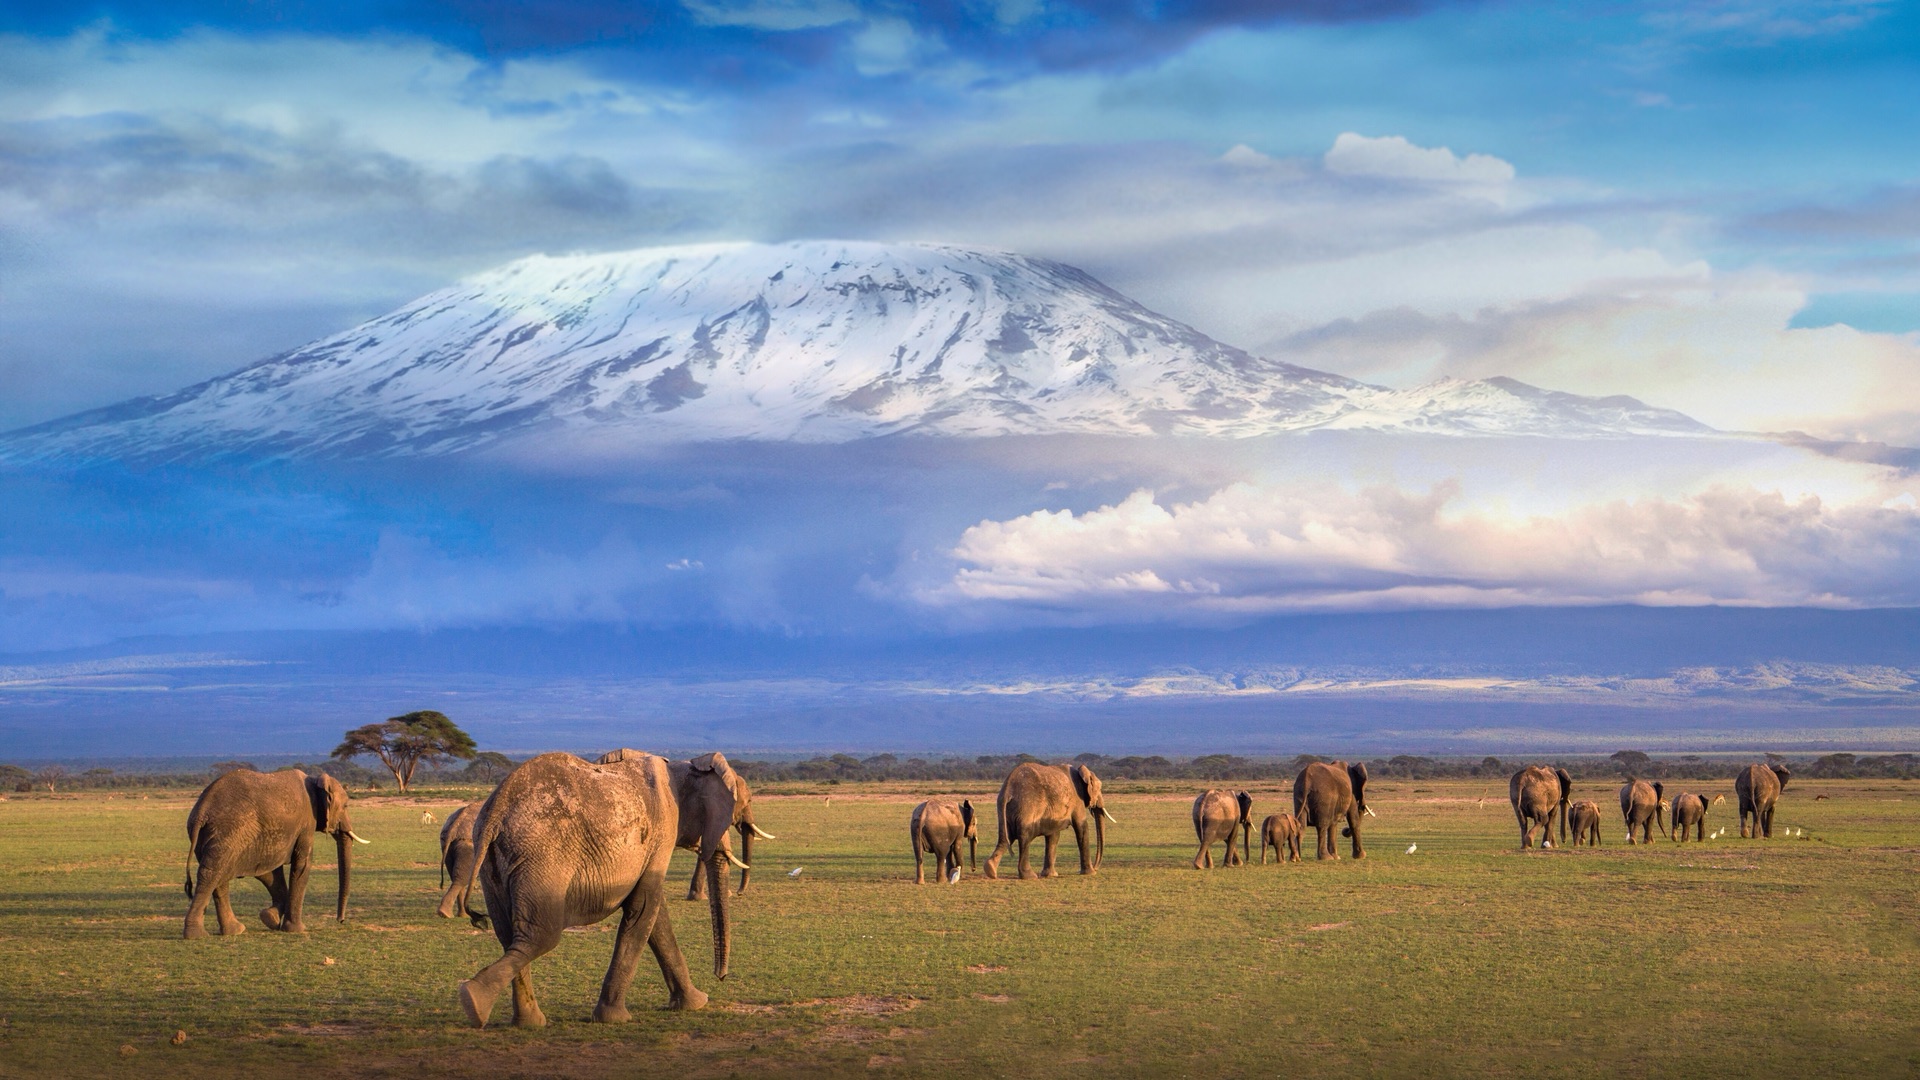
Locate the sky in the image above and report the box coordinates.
[1,1,1919,698]
[3,0,1920,440]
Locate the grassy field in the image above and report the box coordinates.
[1,775,1917,1078]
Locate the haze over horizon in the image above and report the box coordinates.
[1,1,1917,756]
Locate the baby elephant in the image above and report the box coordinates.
[1567,800,1603,847]
[1670,792,1723,842]
[910,798,977,884]
[1259,813,1303,864]
[437,800,488,927]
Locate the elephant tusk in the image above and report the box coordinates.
[724,851,751,871]
[347,831,372,845]
[748,824,777,840]
[1099,807,1118,824]
[1364,807,1377,818]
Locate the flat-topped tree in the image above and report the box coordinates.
[332,711,477,793]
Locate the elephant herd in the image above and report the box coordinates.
[177,752,1797,1030]
[1507,763,1792,849]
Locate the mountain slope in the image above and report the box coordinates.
[0,241,1712,462]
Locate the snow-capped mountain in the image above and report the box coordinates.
[0,241,1711,462]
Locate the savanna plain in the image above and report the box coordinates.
[2,776,1917,1078]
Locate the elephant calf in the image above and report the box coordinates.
[1192,789,1252,869]
[1567,800,1603,847]
[437,800,488,927]
[1670,792,1723,842]
[910,798,977,884]
[1259,813,1303,864]
[183,767,368,939]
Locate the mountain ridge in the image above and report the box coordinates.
[0,240,1715,463]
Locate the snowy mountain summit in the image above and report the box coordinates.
[2,241,1710,461]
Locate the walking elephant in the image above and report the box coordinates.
[1192,790,1252,869]
[1735,764,1791,838]
[910,798,977,884]
[457,749,741,1029]
[1259,813,1303,864]
[1293,761,1370,860]
[1510,765,1572,849]
[673,753,775,901]
[1619,779,1668,844]
[1670,792,1722,842]
[1567,799,1603,847]
[182,767,369,939]
[437,800,488,927]
[982,762,1115,880]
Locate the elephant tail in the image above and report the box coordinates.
[464,798,505,909]
[183,817,205,900]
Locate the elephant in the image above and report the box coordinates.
[1567,799,1603,847]
[1259,813,1303,864]
[982,762,1115,879]
[437,800,488,927]
[1618,779,1669,844]
[673,754,776,901]
[182,767,369,939]
[1192,789,1252,869]
[457,749,742,1029]
[1669,792,1723,842]
[1510,765,1572,849]
[1293,761,1370,860]
[910,798,977,884]
[1735,763,1791,838]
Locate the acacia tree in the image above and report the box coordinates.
[331,711,477,793]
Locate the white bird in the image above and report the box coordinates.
[421,811,436,824]
[788,867,805,878]
[1406,844,1417,854]
[948,868,961,884]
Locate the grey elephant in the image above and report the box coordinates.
[910,798,977,884]
[1510,765,1572,849]
[680,760,775,901]
[1618,779,1669,843]
[1669,792,1722,842]
[1293,761,1370,860]
[1567,799,1603,847]
[182,767,369,939]
[1259,812,1303,864]
[672,753,772,903]
[457,749,743,1028]
[1734,763,1791,838]
[437,800,488,927]
[982,762,1115,880]
[1192,789,1252,869]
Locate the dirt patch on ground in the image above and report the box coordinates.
[275,1021,377,1038]
[964,964,1007,974]
[973,994,1012,1003]
[1306,921,1350,932]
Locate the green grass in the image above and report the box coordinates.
[1,778,1917,1077]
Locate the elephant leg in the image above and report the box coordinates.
[1041,832,1060,878]
[686,847,707,901]
[914,838,926,885]
[1016,835,1033,880]
[1194,837,1209,870]
[1348,811,1365,859]
[460,893,565,1029]
[646,902,708,1011]
[281,837,312,933]
[183,868,222,939]
[257,869,288,929]
[595,884,664,1023]
[211,881,246,936]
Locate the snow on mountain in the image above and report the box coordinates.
[0,241,1712,462]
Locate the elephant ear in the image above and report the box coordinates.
[1653,781,1664,800]
[305,773,345,832]
[1069,763,1097,806]
[1555,768,1573,800]
[960,800,975,829]
[1772,765,1791,789]
[1236,791,1253,822]
[1346,762,1368,810]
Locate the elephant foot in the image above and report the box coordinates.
[435,903,457,919]
[258,906,282,930]
[458,980,495,1029]
[982,859,1000,880]
[183,922,207,940]
[667,987,709,1011]
[592,1001,630,1024]
[512,1006,547,1029]
[219,919,246,936]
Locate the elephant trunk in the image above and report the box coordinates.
[968,833,977,871]
[334,831,352,921]
[1093,811,1106,870]
[737,824,753,895]
[706,846,731,981]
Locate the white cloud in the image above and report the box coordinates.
[1324,132,1516,188]
[682,0,862,31]
[930,454,1920,617]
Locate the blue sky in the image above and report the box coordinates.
[3,0,1919,437]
